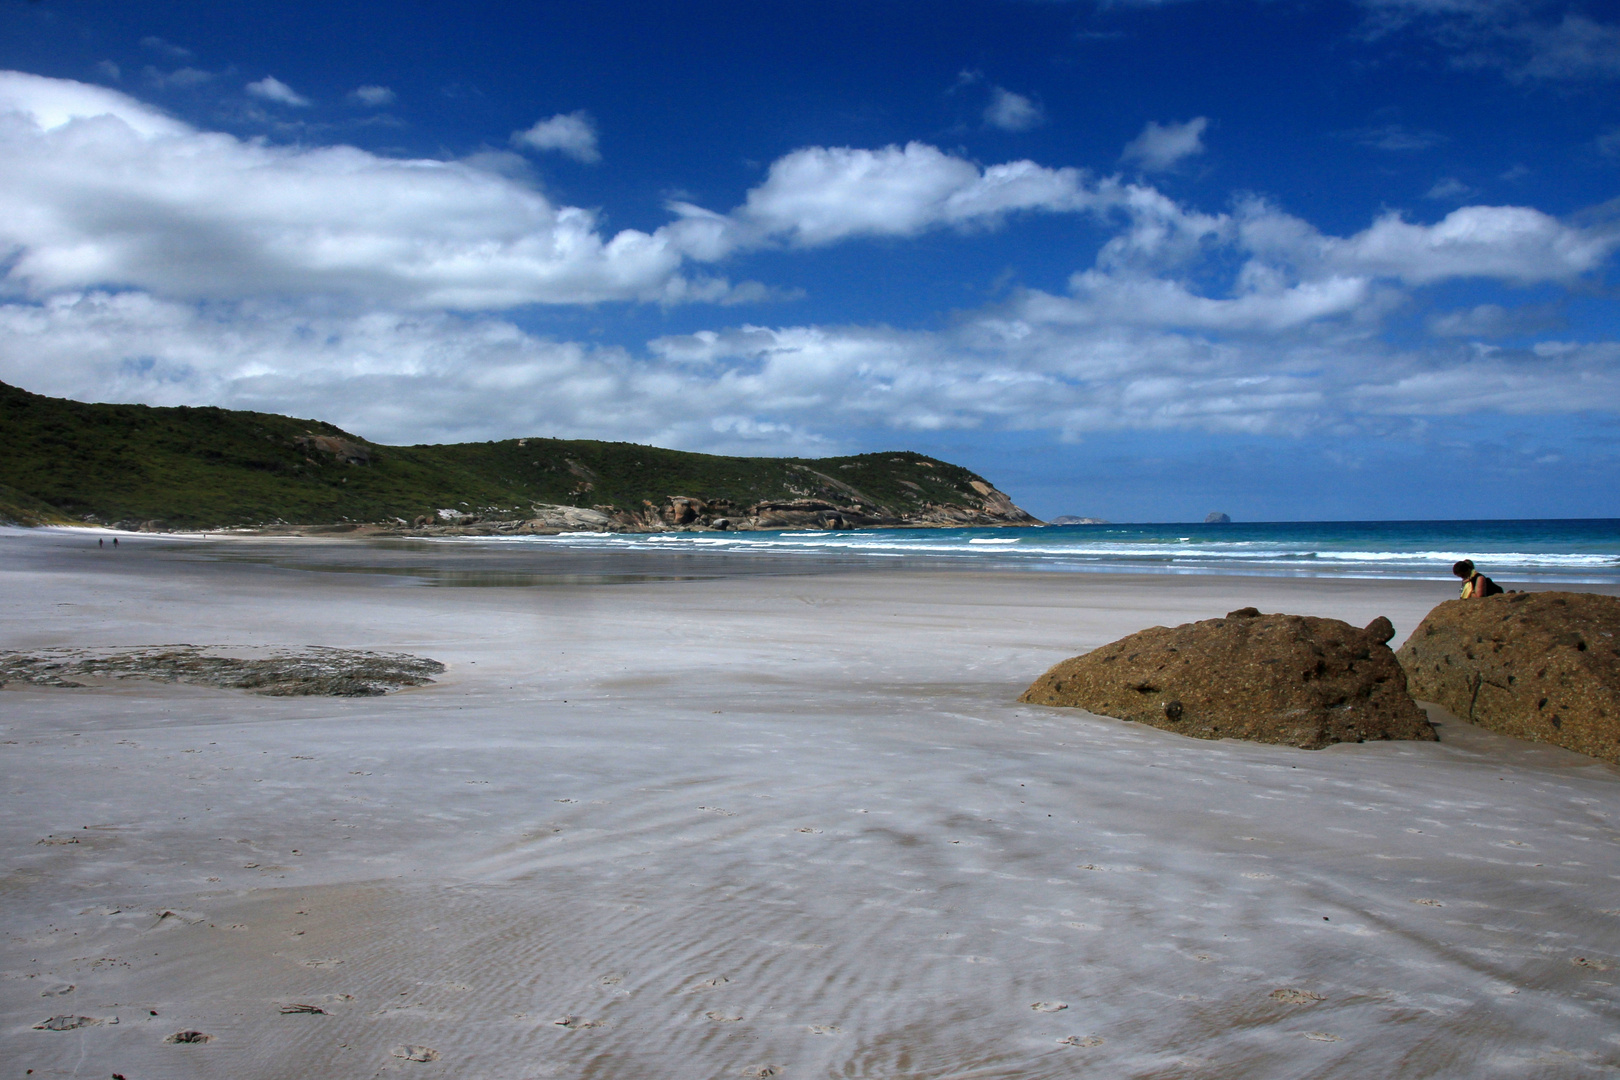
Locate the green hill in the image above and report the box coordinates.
[0,380,1038,532]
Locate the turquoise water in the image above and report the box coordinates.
[459,519,1620,583]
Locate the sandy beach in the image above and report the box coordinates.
[3,528,1618,1079]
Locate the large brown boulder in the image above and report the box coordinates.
[1020,609,1435,749]
[1396,591,1620,765]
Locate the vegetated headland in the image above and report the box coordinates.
[0,380,1039,534]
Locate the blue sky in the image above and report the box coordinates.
[1,0,1617,521]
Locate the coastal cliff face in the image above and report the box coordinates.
[0,380,1038,532]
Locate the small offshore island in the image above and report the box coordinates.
[0,380,1038,535]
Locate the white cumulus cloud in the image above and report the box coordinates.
[350,85,395,107]
[1121,117,1208,172]
[0,71,749,308]
[245,76,310,107]
[984,87,1044,131]
[668,142,1102,256]
[511,111,601,163]
[1318,205,1617,284]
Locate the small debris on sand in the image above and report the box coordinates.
[391,1044,440,1061]
[1031,1001,1069,1012]
[33,1015,102,1030]
[1271,988,1325,1004]
[1059,1035,1104,1047]
[0,645,444,697]
[164,1029,212,1043]
[278,1002,326,1014]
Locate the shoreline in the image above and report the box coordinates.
[13,521,1620,590]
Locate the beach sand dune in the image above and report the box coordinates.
[3,530,1618,1078]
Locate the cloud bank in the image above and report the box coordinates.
[0,70,1616,458]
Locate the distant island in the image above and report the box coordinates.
[1205,512,1232,524]
[0,380,1040,534]
[1050,515,1109,525]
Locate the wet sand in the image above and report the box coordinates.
[3,529,1619,1079]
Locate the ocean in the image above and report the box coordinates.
[458,519,1620,584]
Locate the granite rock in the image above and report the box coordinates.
[1020,609,1435,749]
[1396,591,1620,764]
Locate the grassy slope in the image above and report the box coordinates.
[0,380,1007,528]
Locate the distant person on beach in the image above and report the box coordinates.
[1452,559,1503,598]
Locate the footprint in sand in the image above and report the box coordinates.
[164,1030,211,1043]
[688,975,730,991]
[599,973,624,986]
[698,806,736,816]
[40,983,75,997]
[795,827,822,834]
[553,1015,607,1029]
[808,1024,841,1035]
[1412,898,1444,906]
[1270,989,1325,1004]
[706,1010,743,1022]
[391,1044,440,1061]
[1304,1032,1341,1042]
[744,1066,783,1077]
[1572,956,1611,970]
[1031,1001,1068,1013]
[1059,1035,1103,1047]
[278,1003,326,1014]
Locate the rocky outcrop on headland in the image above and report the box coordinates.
[401,480,1038,536]
[1396,591,1620,765]
[1020,608,1435,749]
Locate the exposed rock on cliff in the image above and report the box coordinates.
[1396,591,1620,765]
[1020,608,1435,749]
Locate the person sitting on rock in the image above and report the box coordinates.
[1452,559,1503,598]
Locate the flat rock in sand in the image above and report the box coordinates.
[0,645,443,697]
[1396,591,1620,765]
[1020,608,1435,749]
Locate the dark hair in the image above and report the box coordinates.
[1452,559,1475,578]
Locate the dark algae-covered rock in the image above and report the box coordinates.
[1396,591,1620,765]
[1020,608,1435,749]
